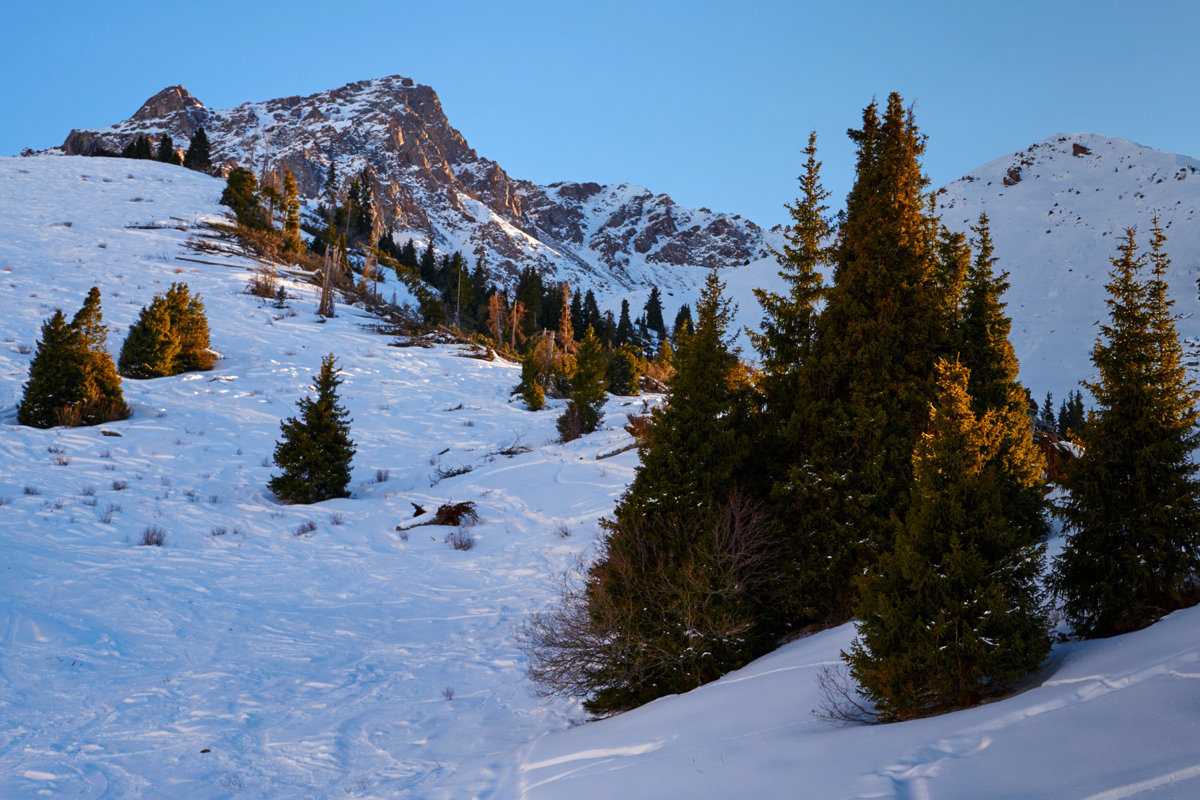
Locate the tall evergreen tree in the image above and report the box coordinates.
[183,128,212,172]
[672,304,693,340]
[575,269,766,714]
[269,355,356,504]
[775,93,948,623]
[1051,224,1200,637]
[847,360,1050,721]
[122,135,153,160]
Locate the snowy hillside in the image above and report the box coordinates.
[937,132,1200,402]
[5,154,1200,799]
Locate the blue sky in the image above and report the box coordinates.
[2,0,1196,227]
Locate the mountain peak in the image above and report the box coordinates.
[131,85,205,122]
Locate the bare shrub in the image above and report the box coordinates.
[80,486,96,497]
[294,520,317,537]
[445,529,475,551]
[374,469,390,483]
[814,664,876,725]
[553,523,572,539]
[100,503,120,523]
[329,513,345,526]
[15,343,32,355]
[111,479,128,491]
[24,485,40,496]
[441,686,455,701]
[246,263,278,298]
[432,464,473,483]
[139,526,166,546]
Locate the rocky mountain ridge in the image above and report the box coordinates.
[58,76,768,290]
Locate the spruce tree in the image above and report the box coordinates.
[156,133,182,165]
[557,327,607,440]
[644,285,666,340]
[847,360,1050,721]
[775,93,949,623]
[183,128,212,172]
[615,299,635,346]
[18,311,88,428]
[118,297,180,379]
[163,283,214,372]
[220,167,267,230]
[1051,224,1200,637]
[269,354,356,504]
[672,304,693,339]
[579,268,764,714]
[282,169,303,253]
[70,287,128,424]
[605,342,643,396]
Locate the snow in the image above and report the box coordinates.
[4,153,1200,798]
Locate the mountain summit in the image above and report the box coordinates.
[59,76,767,288]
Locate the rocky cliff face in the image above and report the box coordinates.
[59,76,767,290]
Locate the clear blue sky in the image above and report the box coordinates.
[2,0,1196,228]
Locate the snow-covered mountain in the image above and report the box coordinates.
[935,131,1200,402]
[58,77,769,291]
[6,150,1200,799]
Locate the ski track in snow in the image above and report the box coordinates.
[3,152,1200,798]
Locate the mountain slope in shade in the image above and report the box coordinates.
[58,76,768,290]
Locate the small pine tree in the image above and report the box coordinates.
[672,304,693,340]
[70,287,128,424]
[518,350,546,411]
[118,297,180,379]
[156,133,182,165]
[18,311,88,428]
[122,135,154,160]
[614,299,635,346]
[282,170,303,253]
[644,285,666,340]
[847,360,1050,721]
[183,128,212,172]
[164,283,214,372]
[220,167,268,230]
[605,342,644,396]
[269,355,356,504]
[557,327,607,441]
[1051,224,1200,637]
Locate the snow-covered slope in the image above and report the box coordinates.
[937,132,1200,402]
[5,149,1200,798]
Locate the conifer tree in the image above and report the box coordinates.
[605,343,643,396]
[581,290,601,337]
[569,269,767,714]
[70,287,128,424]
[555,284,576,356]
[775,93,948,623]
[183,128,212,172]
[220,167,267,230]
[847,360,1050,721]
[569,291,584,341]
[156,133,182,165]
[644,285,666,340]
[282,169,303,253]
[118,297,180,379]
[123,135,153,160]
[672,304,693,340]
[959,214,1014,414]
[750,131,828,392]
[557,327,607,441]
[269,354,356,504]
[18,311,89,428]
[1051,224,1200,637]
[163,283,214,372]
[615,299,635,346]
